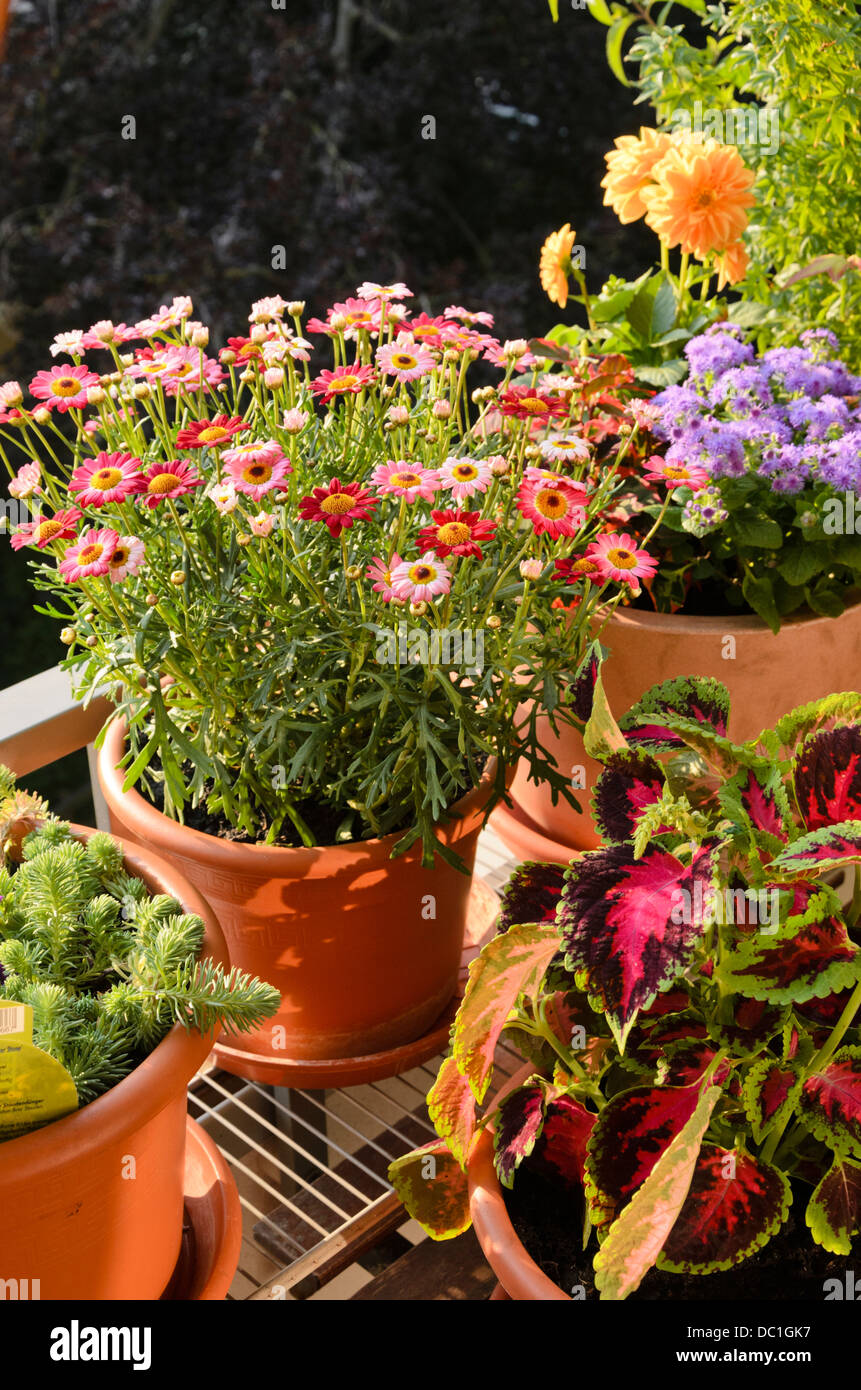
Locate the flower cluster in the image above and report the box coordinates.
[1,288,651,855]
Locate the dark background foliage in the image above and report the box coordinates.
[0,0,652,808]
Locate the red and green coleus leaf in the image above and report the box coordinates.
[806,1157,861,1255]
[656,1145,791,1275]
[584,1082,706,1229]
[709,997,789,1054]
[796,987,856,1030]
[662,1040,732,1087]
[771,692,861,758]
[718,766,791,844]
[452,920,561,1103]
[591,749,666,843]
[388,1140,472,1240]
[426,1057,476,1171]
[530,1093,597,1189]
[769,820,861,873]
[493,1079,596,1190]
[799,1047,861,1158]
[793,724,861,831]
[742,1057,805,1144]
[567,639,604,724]
[593,1083,722,1301]
[617,676,731,754]
[558,840,720,1050]
[496,861,567,935]
[493,1077,547,1187]
[713,883,861,1006]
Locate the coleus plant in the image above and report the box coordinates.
[390,665,861,1297]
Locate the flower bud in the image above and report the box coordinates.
[345,564,362,580]
[524,444,541,460]
[487,615,502,630]
[33,407,51,424]
[59,627,76,645]
[329,313,348,331]
[0,381,23,407]
[250,324,268,343]
[388,404,409,426]
[282,408,309,433]
[145,593,159,607]
[170,570,186,585]
[287,301,306,317]
[220,348,237,365]
[520,558,543,581]
[86,386,106,405]
[119,354,134,368]
[85,634,99,648]
[132,383,151,400]
[190,325,210,348]
[432,399,451,419]
[410,601,428,616]
[264,367,285,389]
[489,454,509,476]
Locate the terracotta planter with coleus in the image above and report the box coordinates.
[391,677,861,1299]
[0,773,278,1300]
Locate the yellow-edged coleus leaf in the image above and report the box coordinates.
[496,860,567,935]
[793,724,861,831]
[388,1140,472,1240]
[798,1046,861,1158]
[769,820,861,873]
[742,1056,804,1144]
[558,839,720,1050]
[452,919,561,1103]
[806,1157,861,1255]
[427,1056,476,1171]
[656,1145,791,1274]
[591,748,666,844]
[584,1082,706,1230]
[567,638,604,724]
[770,692,861,756]
[583,667,629,761]
[593,1083,721,1301]
[714,882,861,1006]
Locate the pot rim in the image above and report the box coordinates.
[98,712,501,871]
[597,592,861,636]
[0,823,228,1177]
[468,1061,570,1301]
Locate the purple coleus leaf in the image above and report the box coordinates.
[558,840,720,1049]
[799,1047,861,1157]
[618,676,731,753]
[793,725,861,830]
[496,861,567,935]
[591,749,666,843]
[493,1078,547,1188]
[529,1093,596,1189]
[585,1083,704,1229]
[657,1146,790,1274]
[568,640,604,724]
[806,1157,861,1255]
[769,820,861,873]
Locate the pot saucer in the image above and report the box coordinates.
[211,877,500,1089]
[161,1117,242,1300]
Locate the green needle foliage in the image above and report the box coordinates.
[0,766,280,1111]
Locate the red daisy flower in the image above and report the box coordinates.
[10,508,82,551]
[498,386,568,422]
[140,460,204,508]
[553,555,602,586]
[175,415,248,449]
[309,365,376,404]
[298,478,379,536]
[416,509,498,560]
[222,335,276,366]
[29,364,100,412]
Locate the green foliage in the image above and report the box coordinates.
[0,768,279,1122]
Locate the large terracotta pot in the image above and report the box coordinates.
[493,600,861,861]
[98,717,500,1066]
[0,826,229,1300]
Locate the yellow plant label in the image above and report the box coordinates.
[0,1003,79,1140]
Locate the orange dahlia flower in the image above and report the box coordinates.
[641,139,756,260]
[540,223,576,307]
[600,127,674,224]
[714,239,751,291]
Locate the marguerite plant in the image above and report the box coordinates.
[1,288,655,863]
[391,669,861,1296]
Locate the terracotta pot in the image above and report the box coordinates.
[468,1063,569,1301]
[0,826,229,1300]
[493,600,861,861]
[161,1118,243,1301]
[98,716,500,1065]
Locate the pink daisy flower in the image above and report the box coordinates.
[516,478,588,538]
[482,341,539,370]
[58,527,119,583]
[357,282,413,301]
[444,305,495,328]
[376,336,436,383]
[222,439,285,469]
[226,451,292,501]
[249,296,289,323]
[29,364,100,412]
[50,330,87,358]
[70,452,145,507]
[390,552,452,603]
[207,480,238,514]
[538,435,591,465]
[10,509,82,551]
[158,347,224,395]
[498,386,568,422]
[309,365,376,404]
[8,461,42,499]
[176,415,248,449]
[417,510,498,561]
[134,298,193,335]
[439,456,492,501]
[407,313,460,348]
[372,462,440,503]
[586,532,658,594]
[299,478,380,537]
[642,456,710,490]
[249,512,276,538]
[307,299,383,339]
[0,382,23,408]
[366,552,405,602]
[629,399,663,430]
[140,460,203,508]
[82,321,137,348]
[107,535,145,584]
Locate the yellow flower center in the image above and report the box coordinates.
[110,547,130,568]
[91,468,124,490]
[51,377,81,396]
[437,522,471,546]
[606,547,636,569]
[392,472,421,488]
[330,374,359,391]
[171,363,195,377]
[410,564,435,582]
[147,472,181,495]
[197,426,230,443]
[535,488,569,518]
[35,520,62,542]
[452,463,478,481]
[695,188,717,209]
[665,464,688,478]
[413,325,439,339]
[78,543,104,565]
[321,494,355,515]
[519,397,550,414]
[392,354,417,369]
[242,463,273,484]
